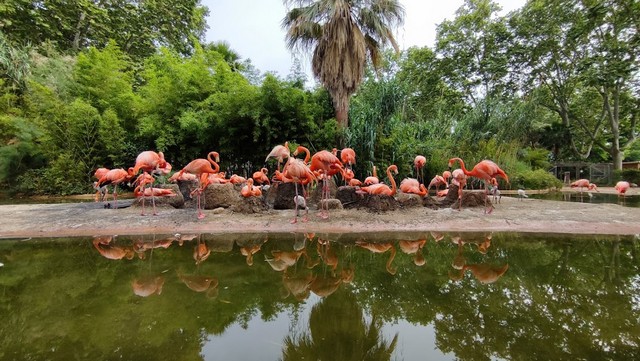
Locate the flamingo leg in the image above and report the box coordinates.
[291,183,299,224]
[113,184,119,209]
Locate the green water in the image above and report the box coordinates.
[0,232,638,361]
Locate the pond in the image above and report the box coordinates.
[1,232,639,361]
[524,191,640,207]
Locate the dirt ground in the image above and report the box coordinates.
[0,186,638,239]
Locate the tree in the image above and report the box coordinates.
[0,0,209,60]
[510,0,640,169]
[282,0,404,129]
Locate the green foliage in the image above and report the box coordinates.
[613,169,640,185]
[73,41,138,124]
[518,147,552,170]
[509,168,563,190]
[0,114,43,186]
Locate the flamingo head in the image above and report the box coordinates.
[211,152,220,162]
[388,164,398,174]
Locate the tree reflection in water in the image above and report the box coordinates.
[281,289,398,361]
[0,232,638,360]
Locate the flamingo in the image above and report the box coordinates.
[282,151,316,223]
[450,168,467,210]
[570,179,599,194]
[309,149,343,219]
[132,151,170,176]
[96,168,134,209]
[176,151,220,219]
[414,155,427,184]
[427,174,448,194]
[92,168,110,202]
[340,148,356,169]
[364,165,379,185]
[132,171,158,215]
[399,177,427,196]
[240,178,262,198]
[448,158,509,214]
[252,167,271,185]
[615,181,631,204]
[358,165,398,196]
[265,141,290,172]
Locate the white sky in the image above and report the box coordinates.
[202,0,525,81]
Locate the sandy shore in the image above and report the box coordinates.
[0,187,638,239]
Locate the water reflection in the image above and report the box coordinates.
[0,232,639,360]
[530,191,640,207]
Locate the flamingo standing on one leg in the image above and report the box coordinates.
[176,151,221,219]
[448,158,509,214]
[96,168,134,209]
[309,149,343,219]
[414,155,427,184]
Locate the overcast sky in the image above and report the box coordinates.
[202,0,525,81]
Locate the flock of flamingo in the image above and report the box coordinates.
[91,141,633,220]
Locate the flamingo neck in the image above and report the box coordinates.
[387,167,397,194]
[452,158,471,176]
[300,146,310,164]
[207,152,220,173]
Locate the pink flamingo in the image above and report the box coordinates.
[265,141,290,172]
[358,165,398,196]
[309,149,343,219]
[448,158,509,214]
[399,177,427,196]
[284,146,316,223]
[96,168,134,208]
[176,151,221,219]
[340,148,356,169]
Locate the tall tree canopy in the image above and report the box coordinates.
[282,0,404,129]
[0,0,209,60]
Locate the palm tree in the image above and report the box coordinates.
[282,0,404,129]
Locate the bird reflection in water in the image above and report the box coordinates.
[356,240,397,275]
[236,236,267,266]
[398,238,427,266]
[177,272,219,298]
[449,234,508,284]
[132,275,165,297]
[93,235,135,260]
[193,236,211,265]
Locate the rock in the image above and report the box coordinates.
[270,182,306,210]
[230,195,269,213]
[202,183,242,209]
[321,198,343,210]
[356,193,400,212]
[396,192,423,208]
[336,186,360,209]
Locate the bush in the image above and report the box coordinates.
[509,169,563,190]
[613,169,640,185]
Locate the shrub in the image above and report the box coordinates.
[613,169,640,185]
[510,169,563,190]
